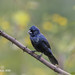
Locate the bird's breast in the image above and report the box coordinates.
[30,36,46,52]
[31,37,40,43]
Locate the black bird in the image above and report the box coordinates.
[28,25,58,65]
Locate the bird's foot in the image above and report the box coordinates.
[37,54,43,59]
[31,50,36,53]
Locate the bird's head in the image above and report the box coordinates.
[28,25,40,37]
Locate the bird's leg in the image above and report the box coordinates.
[37,53,43,59]
[31,50,37,53]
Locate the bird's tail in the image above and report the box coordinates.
[48,54,58,65]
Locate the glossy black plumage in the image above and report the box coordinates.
[28,25,58,65]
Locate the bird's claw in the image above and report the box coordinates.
[31,50,36,53]
[37,54,43,59]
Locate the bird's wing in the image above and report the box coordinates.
[40,34,51,49]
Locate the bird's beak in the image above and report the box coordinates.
[28,30,32,34]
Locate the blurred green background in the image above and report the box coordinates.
[0,0,75,75]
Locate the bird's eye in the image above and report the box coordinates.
[31,30,33,32]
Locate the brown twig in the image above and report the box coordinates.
[0,30,71,75]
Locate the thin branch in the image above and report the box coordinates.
[0,30,71,75]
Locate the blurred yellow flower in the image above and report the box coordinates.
[13,11,30,27]
[52,14,68,26]
[58,17,68,26]
[52,14,60,23]
[0,72,4,75]
[1,20,10,30]
[42,21,53,31]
